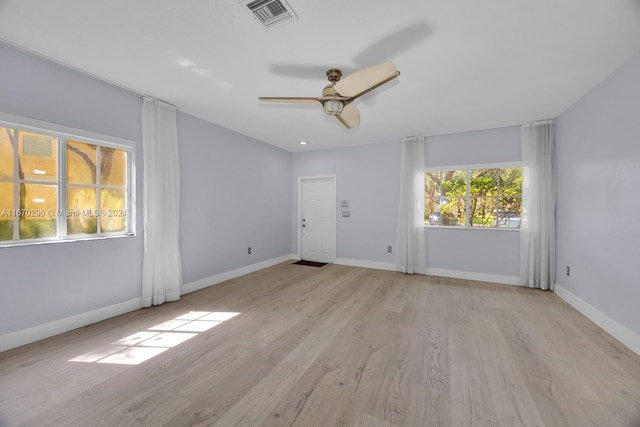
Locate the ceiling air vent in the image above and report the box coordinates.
[241,0,298,30]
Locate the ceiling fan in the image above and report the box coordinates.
[259,61,400,129]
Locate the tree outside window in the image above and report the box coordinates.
[425,166,522,228]
[0,123,131,244]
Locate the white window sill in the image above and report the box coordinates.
[424,225,521,231]
[0,232,136,248]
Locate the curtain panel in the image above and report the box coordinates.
[141,97,182,306]
[396,136,427,274]
[520,120,556,290]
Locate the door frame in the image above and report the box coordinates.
[297,175,337,263]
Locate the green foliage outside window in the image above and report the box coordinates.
[425,166,522,228]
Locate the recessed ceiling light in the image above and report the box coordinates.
[299,141,307,145]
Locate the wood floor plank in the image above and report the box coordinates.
[163,269,373,426]
[448,319,498,427]
[495,308,595,426]
[355,412,398,427]
[470,314,545,426]
[211,273,378,426]
[1,262,640,426]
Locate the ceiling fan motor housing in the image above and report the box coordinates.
[326,68,342,83]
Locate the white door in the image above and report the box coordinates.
[300,176,336,263]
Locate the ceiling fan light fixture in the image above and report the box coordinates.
[323,99,344,115]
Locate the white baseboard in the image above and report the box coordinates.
[333,258,520,287]
[0,254,296,354]
[0,298,142,353]
[425,268,521,286]
[554,284,640,356]
[181,254,296,294]
[334,258,396,271]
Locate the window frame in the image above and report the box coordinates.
[0,112,135,247]
[424,161,522,231]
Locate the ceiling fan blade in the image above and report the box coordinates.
[259,97,321,104]
[334,62,400,100]
[335,103,360,129]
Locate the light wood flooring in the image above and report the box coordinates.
[1,262,640,426]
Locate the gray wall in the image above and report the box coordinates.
[0,43,144,335]
[292,141,401,264]
[0,43,292,337]
[178,112,292,283]
[292,126,522,279]
[556,51,640,336]
[425,126,522,278]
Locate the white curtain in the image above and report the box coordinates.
[519,120,556,290]
[396,136,427,274]
[141,97,182,306]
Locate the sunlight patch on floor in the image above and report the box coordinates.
[69,311,240,365]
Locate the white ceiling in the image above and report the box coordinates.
[1,0,640,152]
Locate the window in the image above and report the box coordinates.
[22,134,54,158]
[0,116,133,245]
[425,164,522,228]
[66,141,128,235]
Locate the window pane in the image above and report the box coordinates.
[67,140,97,184]
[497,168,522,228]
[496,197,522,228]
[22,134,53,157]
[100,147,127,186]
[425,172,442,199]
[425,172,442,224]
[67,186,97,235]
[425,170,466,225]
[425,196,441,224]
[441,170,466,198]
[500,197,522,215]
[442,172,467,225]
[469,170,497,226]
[0,128,14,179]
[470,169,498,196]
[0,182,13,240]
[499,167,522,197]
[470,197,497,227]
[101,189,127,232]
[442,197,466,226]
[18,184,57,239]
[23,182,57,212]
[17,131,58,182]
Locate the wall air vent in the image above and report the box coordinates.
[241,0,298,30]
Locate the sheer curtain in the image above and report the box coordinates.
[520,120,556,290]
[396,136,427,274]
[141,97,182,306]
